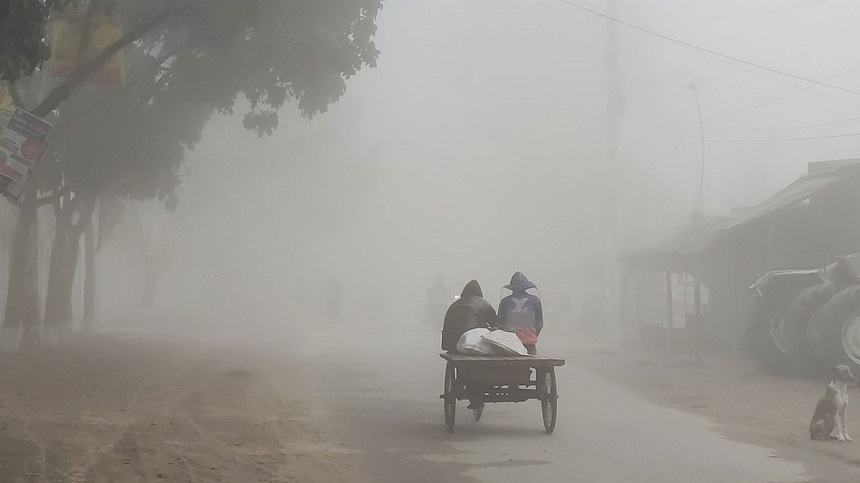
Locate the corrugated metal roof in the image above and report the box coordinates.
[719,170,848,231]
[622,166,860,267]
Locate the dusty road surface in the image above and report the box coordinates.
[569,335,860,480]
[2,326,860,482]
[296,326,860,483]
[0,330,342,482]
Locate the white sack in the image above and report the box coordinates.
[457,328,493,355]
[480,330,528,356]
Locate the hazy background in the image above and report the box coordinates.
[93,0,860,329]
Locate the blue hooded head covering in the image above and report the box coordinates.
[504,271,536,293]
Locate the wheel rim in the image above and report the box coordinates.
[444,365,456,431]
[842,310,860,365]
[542,371,556,430]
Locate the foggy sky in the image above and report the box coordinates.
[106,0,860,327]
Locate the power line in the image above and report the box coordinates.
[693,62,860,127]
[616,73,860,141]
[556,0,858,95]
[687,53,860,122]
[704,131,860,142]
[563,0,860,133]
[557,1,860,144]
[708,112,860,132]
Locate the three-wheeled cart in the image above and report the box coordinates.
[439,352,566,433]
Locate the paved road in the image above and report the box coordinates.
[293,327,860,483]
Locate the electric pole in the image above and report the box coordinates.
[691,80,705,208]
[601,0,622,335]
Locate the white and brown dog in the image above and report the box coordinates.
[810,364,855,441]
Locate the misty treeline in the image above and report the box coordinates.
[0,0,382,349]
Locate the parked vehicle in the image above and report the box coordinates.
[750,254,860,375]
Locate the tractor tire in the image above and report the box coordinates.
[780,282,837,374]
[807,285,860,373]
[750,295,794,373]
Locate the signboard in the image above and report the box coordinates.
[0,109,51,191]
[0,85,16,130]
[48,11,126,89]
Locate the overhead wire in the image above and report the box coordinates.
[555,0,857,95]
[691,61,860,128]
[704,131,860,142]
[626,92,860,143]
[557,0,860,143]
[707,112,860,132]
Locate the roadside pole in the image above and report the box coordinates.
[603,0,623,339]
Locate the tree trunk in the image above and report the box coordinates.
[43,194,96,345]
[82,222,95,333]
[2,203,42,350]
[42,223,82,345]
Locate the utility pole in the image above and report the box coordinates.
[601,0,622,336]
[691,80,705,208]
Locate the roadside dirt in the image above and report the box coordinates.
[0,331,342,483]
[569,338,860,470]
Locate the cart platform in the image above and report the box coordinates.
[439,351,565,433]
[439,352,565,367]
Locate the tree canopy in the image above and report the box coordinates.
[0,0,384,341]
[0,0,73,83]
[24,0,382,209]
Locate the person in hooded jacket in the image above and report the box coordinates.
[441,280,498,412]
[497,271,543,355]
[441,280,498,351]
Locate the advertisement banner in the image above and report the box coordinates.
[0,109,52,185]
[48,11,126,89]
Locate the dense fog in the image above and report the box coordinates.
[72,0,860,334]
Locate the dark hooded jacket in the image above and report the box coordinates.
[441,280,498,351]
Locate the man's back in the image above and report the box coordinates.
[441,280,498,351]
[498,292,543,334]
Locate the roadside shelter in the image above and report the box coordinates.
[620,160,860,354]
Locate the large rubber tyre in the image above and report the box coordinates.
[807,285,860,373]
[540,369,558,434]
[780,282,837,373]
[750,296,794,373]
[749,273,828,372]
[444,363,457,433]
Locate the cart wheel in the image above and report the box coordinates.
[444,363,457,432]
[472,406,483,422]
[540,368,558,434]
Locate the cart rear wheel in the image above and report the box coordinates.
[541,369,558,434]
[444,363,456,432]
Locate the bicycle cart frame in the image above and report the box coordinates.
[439,352,565,433]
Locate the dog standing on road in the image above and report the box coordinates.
[810,364,855,441]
